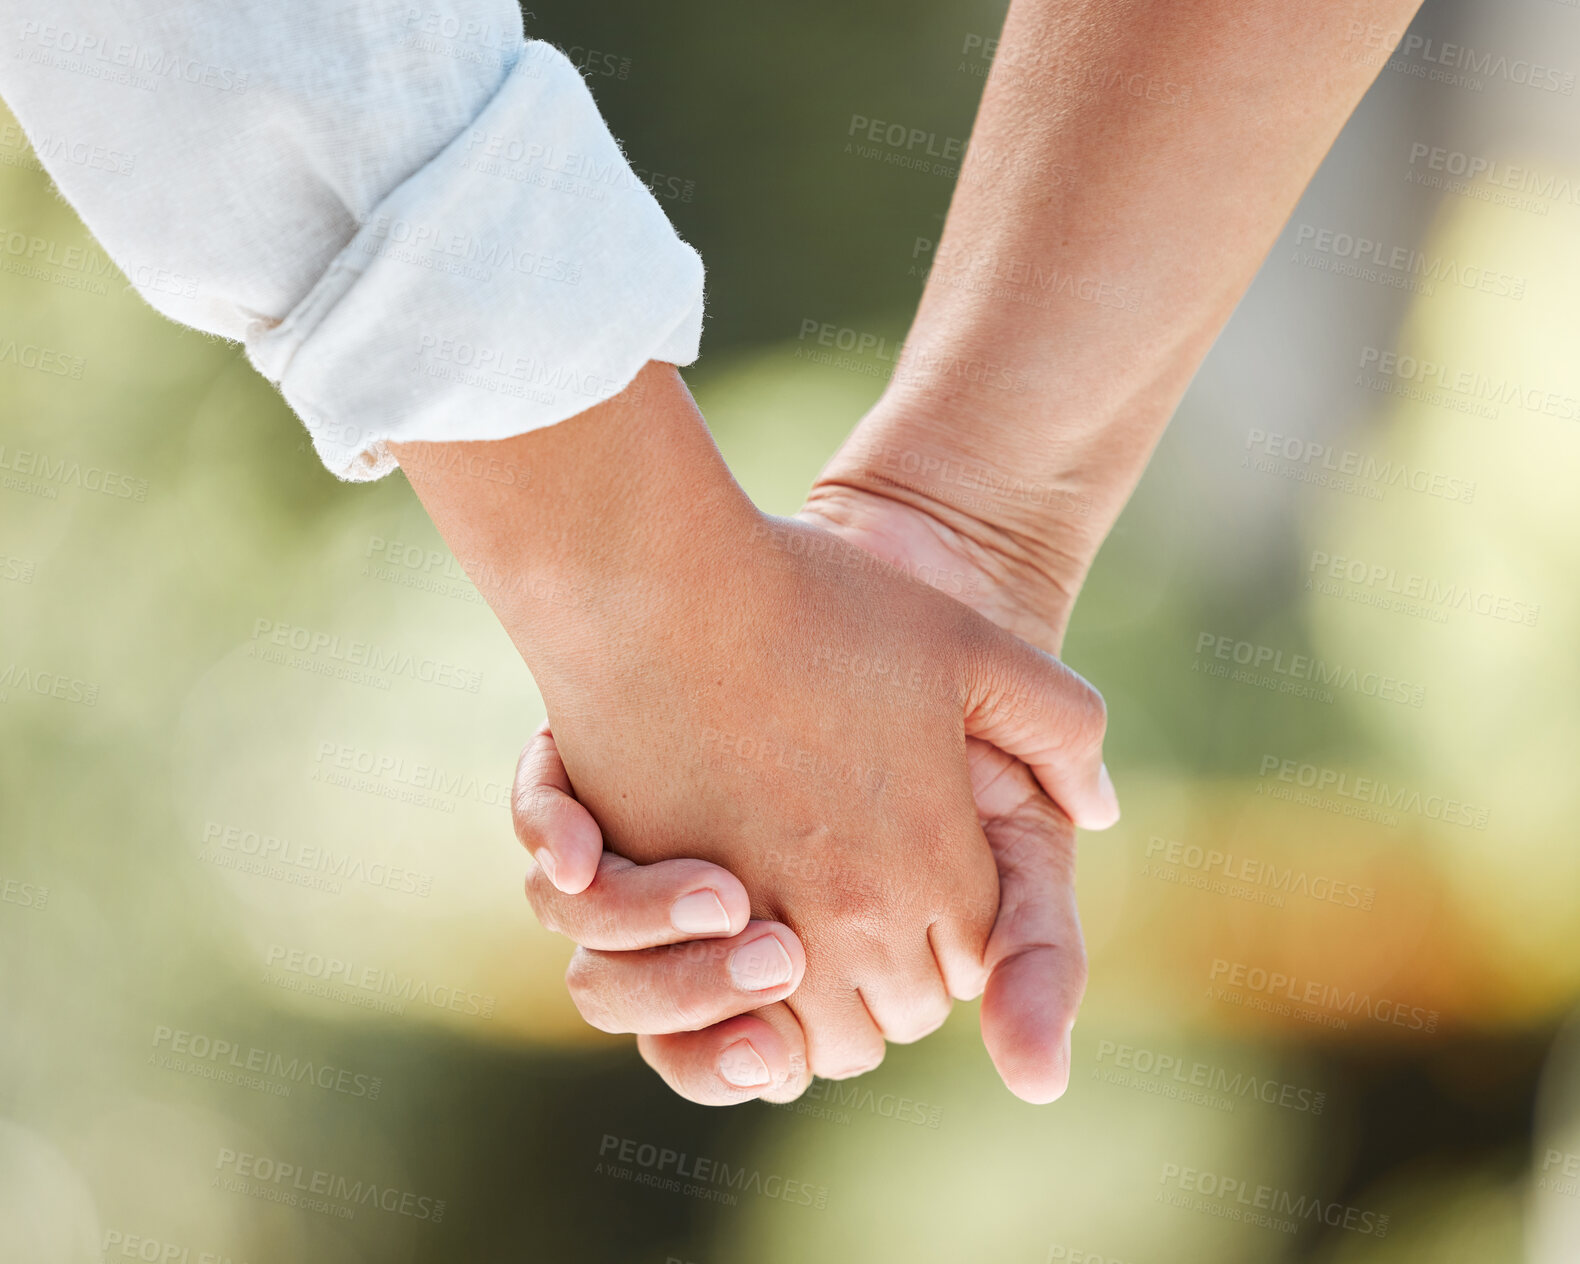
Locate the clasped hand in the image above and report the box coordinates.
[490,370,1113,1106]
[399,365,1114,1107]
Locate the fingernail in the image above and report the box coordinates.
[671,889,732,934]
[536,849,560,890]
[1098,763,1121,822]
[729,934,795,991]
[718,1039,771,1088]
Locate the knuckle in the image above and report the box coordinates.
[1074,681,1107,745]
[927,848,999,939]
[588,909,630,949]
[510,743,536,804]
[952,959,990,1003]
[815,871,893,941]
[815,1045,886,1081]
[563,949,595,998]
[885,995,952,1045]
[521,872,559,935]
[665,992,717,1034]
[524,874,564,935]
[564,954,619,1033]
[671,1077,733,1108]
[638,1040,732,1106]
[760,1069,812,1105]
[510,785,555,850]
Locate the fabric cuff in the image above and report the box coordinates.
[247,40,705,481]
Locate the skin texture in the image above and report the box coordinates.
[514,543,1088,1106]
[391,362,1114,1101]
[806,0,1429,646]
[510,0,1429,1104]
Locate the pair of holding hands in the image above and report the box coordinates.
[392,0,1413,1110]
[507,379,1118,1107]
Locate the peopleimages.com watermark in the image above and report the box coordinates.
[808,642,956,713]
[1357,345,1580,424]
[1257,754,1490,830]
[12,20,253,94]
[198,819,435,899]
[909,239,1141,315]
[863,440,1094,520]
[1192,632,1426,709]
[1404,142,1580,216]
[1143,834,1376,911]
[213,1148,444,1223]
[247,617,484,693]
[458,123,694,203]
[361,213,584,286]
[957,32,1193,106]
[0,660,99,708]
[699,726,917,801]
[0,121,43,174]
[310,739,511,815]
[0,444,147,503]
[1289,222,1526,300]
[0,226,116,297]
[1093,1039,1327,1115]
[1045,1247,1136,1264]
[746,517,988,603]
[0,553,35,584]
[0,874,49,912]
[1209,958,1440,1033]
[262,943,496,1020]
[1307,550,1540,629]
[19,128,136,176]
[0,336,87,379]
[769,1079,943,1129]
[100,1228,249,1264]
[1243,427,1478,503]
[595,1133,829,1210]
[410,330,623,407]
[1347,22,1578,96]
[398,5,520,65]
[149,1024,383,1102]
[1538,1149,1580,1198]
[1158,1162,1390,1237]
[843,112,968,178]
[793,316,1032,394]
[361,535,482,605]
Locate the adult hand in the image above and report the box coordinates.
[525,506,1110,1103]
[512,390,1110,1105]
[398,365,1114,1106]
[520,723,1087,1106]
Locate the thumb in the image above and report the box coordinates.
[968,741,1088,1104]
[960,621,1119,831]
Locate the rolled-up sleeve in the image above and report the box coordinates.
[0,1,705,479]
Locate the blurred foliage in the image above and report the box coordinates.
[4,0,1580,1261]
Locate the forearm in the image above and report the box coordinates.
[391,363,755,690]
[839,0,1425,551]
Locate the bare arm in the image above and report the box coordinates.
[806,0,1428,649]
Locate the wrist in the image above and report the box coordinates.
[798,472,1082,657]
[805,392,1108,649]
[395,362,759,673]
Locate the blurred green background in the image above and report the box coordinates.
[4,0,1580,1260]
